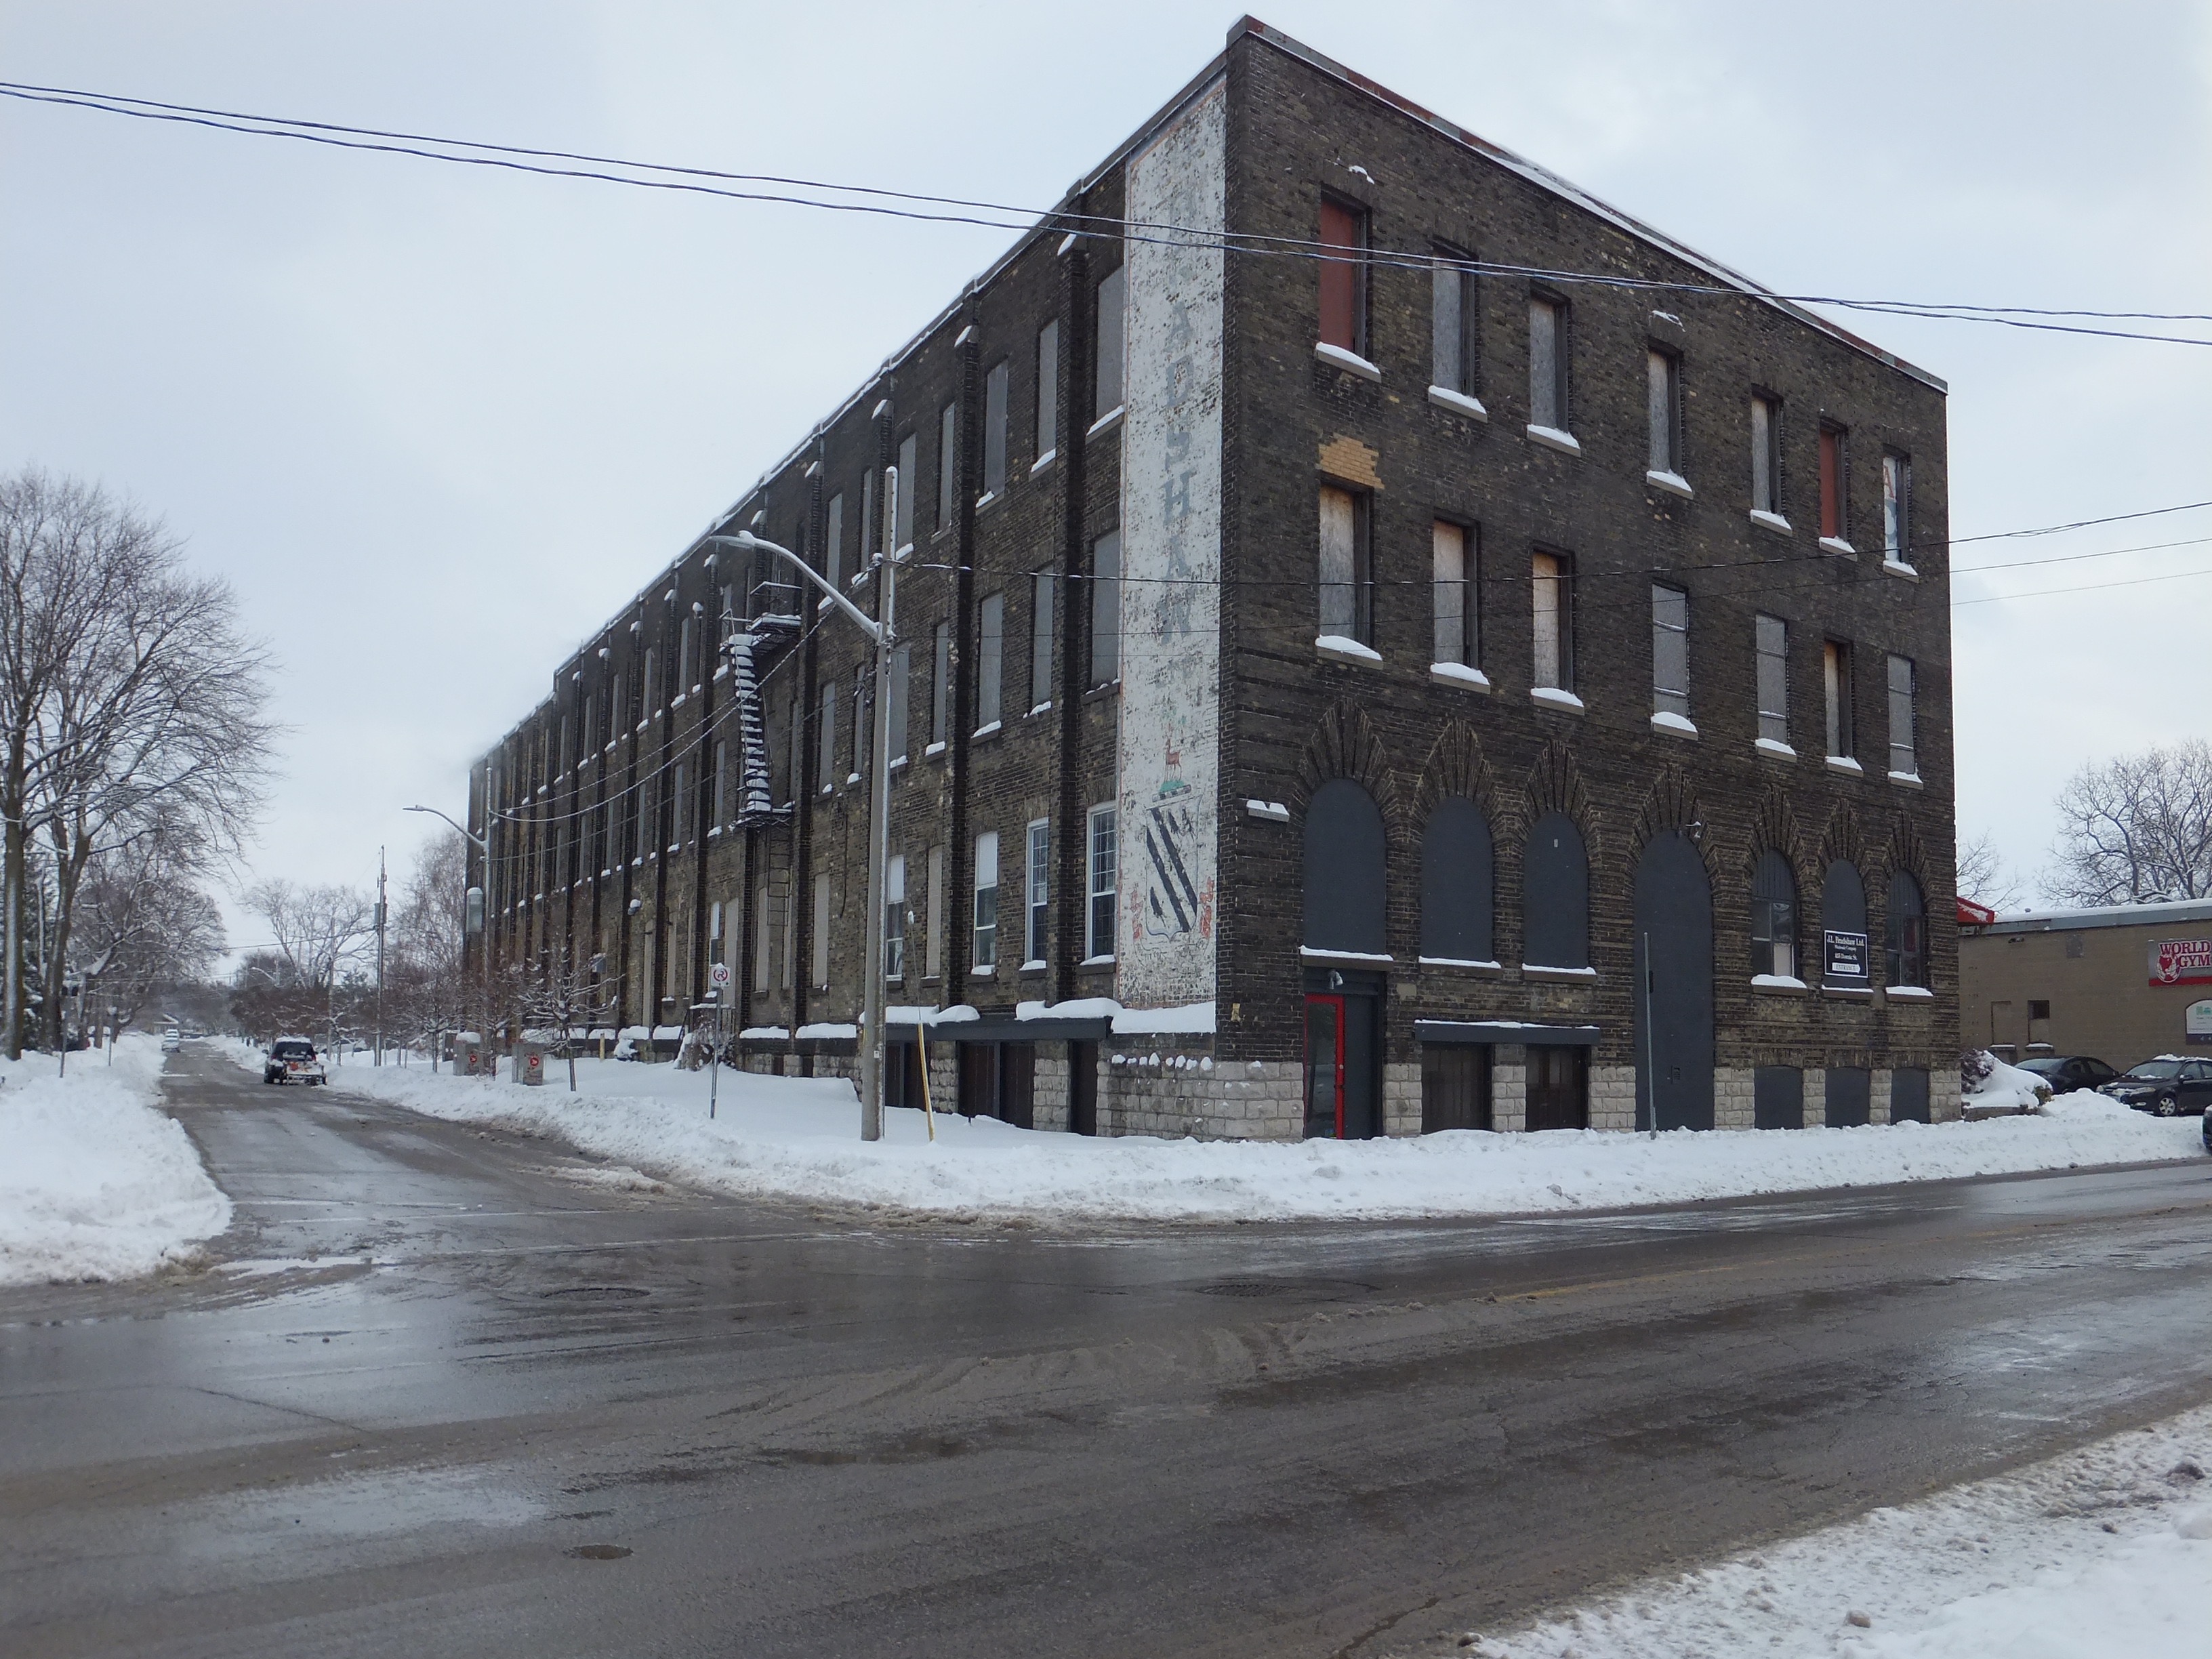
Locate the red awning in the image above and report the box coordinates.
[1957,897,1998,926]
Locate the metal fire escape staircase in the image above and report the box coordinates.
[724,578,802,830]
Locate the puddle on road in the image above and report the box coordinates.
[180,1465,542,1561]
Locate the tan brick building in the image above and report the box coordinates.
[1960,899,2212,1068]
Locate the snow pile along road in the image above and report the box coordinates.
[0,1035,231,1284]
[299,1046,2206,1223]
[1465,1401,2212,1658]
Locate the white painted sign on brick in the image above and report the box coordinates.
[1116,77,1225,1010]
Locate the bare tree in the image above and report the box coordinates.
[387,830,467,1066]
[519,950,617,1090]
[1956,830,2026,912]
[2043,739,2212,905]
[74,830,226,1029]
[0,469,276,1054]
[241,879,376,992]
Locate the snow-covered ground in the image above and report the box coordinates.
[277,1044,2207,1224]
[0,1034,231,1284]
[1466,1401,2212,1658]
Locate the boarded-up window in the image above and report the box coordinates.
[1824,639,1854,759]
[1883,451,1912,565]
[1318,485,1369,642]
[1029,569,1054,712]
[1319,197,1366,352]
[1647,348,1680,475]
[1036,320,1059,460]
[1529,297,1567,430]
[926,844,945,979]
[977,592,1004,730]
[1431,246,1476,393]
[931,620,951,745]
[886,643,909,765]
[1422,1045,1491,1132]
[1433,520,1472,667]
[812,871,830,989]
[1887,654,1917,777]
[1523,811,1589,970]
[982,360,1009,498]
[1751,394,1782,516]
[824,492,844,588]
[1532,551,1572,691]
[817,681,836,789]
[1819,426,1846,540]
[1303,778,1386,954]
[936,405,956,535]
[1420,798,1493,963]
[1094,265,1125,418]
[1089,530,1121,685]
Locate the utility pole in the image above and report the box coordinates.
[374,846,388,1066]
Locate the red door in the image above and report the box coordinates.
[1305,995,1346,1139]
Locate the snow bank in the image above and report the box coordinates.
[307,1048,2205,1224]
[1965,1052,2051,1114]
[1466,1400,2212,1658]
[0,1035,230,1284]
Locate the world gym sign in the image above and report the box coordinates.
[2149,938,2212,986]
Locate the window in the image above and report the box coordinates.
[1529,295,1569,432]
[1823,640,1854,760]
[886,643,910,764]
[1029,569,1055,712]
[852,665,871,781]
[926,844,946,978]
[885,854,906,980]
[1651,584,1689,720]
[812,871,831,990]
[1420,798,1494,962]
[642,648,657,716]
[1532,551,1574,691]
[1318,485,1371,643]
[880,437,907,556]
[1883,451,1913,567]
[1432,520,1473,668]
[1647,348,1682,476]
[1751,849,1797,979]
[677,615,695,692]
[1089,529,1122,684]
[1026,818,1050,964]
[1304,779,1387,953]
[636,776,653,861]
[973,830,1000,970]
[862,466,879,564]
[1086,804,1118,958]
[935,409,962,536]
[982,361,1009,498]
[825,493,844,588]
[930,620,951,745]
[1094,265,1125,419]
[1523,811,1591,969]
[1035,320,1059,461]
[977,591,1005,729]
[1887,869,1927,988]
[1431,245,1477,394]
[714,740,729,825]
[1819,426,1847,541]
[1318,196,1368,354]
[817,680,837,787]
[1887,654,1917,778]
[2028,998,2051,1022]
[671,762,687,848]
[1750,394,1783,518]
[1755,615,1789,747]
[1822,860,1869,987]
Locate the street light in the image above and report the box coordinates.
[705,464,897,1143]
[405,801,495,1076]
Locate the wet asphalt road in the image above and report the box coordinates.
[4,1048,2211,1659]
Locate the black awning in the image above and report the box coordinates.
[1414,1020,1601,1047]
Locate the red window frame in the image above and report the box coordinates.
[1305,993,1347,1139]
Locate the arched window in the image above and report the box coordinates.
[1303,778,1387,954]
[1820,859,1868,986]
[1750,849,1797,979]
[1523,811,1589,970]
[1420,798,1494,963]
[1886,869,1927,987]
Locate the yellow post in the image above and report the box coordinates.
[916,1025,937,1142]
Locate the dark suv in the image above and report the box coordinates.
[2018,1054,2119,1096]
[2097,1057,2212,1118]
[263,1038,327,1086]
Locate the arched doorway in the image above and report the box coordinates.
[1633,830,1714,1131]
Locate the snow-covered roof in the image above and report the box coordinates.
[1975,897,2212,935]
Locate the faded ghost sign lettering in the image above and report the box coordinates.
[1115,77,1225,1009]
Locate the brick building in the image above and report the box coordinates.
[1961,899,2212,1068]
[469,19,1961,1138]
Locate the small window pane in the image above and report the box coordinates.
[1529,299,1561,429]
[1532,552,1570,690]
[1647,350,1677,474]
[1431,257,1464,391]
[825,493,844,588]
[1029,569,1055,712]
[930,620,951,745]
[983,361,1009,497]
[936,404,956,533]
[1883,452,1912,564]
[1755,614,1788,745]
[1027,819,1050,963]
[1887,654,1917,777]
[972,830,999,970]
[886,643,910,764]
[1432,520,1469,666]
[1095,266,1126,417]
[1036,321,1059,458]
[1652,583,1689,718]
[1088,804,1118,958]
[977,592,1005,729]
[1089,531,1121,684]
[1319,487,1357,638]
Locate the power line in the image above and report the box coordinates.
[7,79,2210,347]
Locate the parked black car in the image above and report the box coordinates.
[2097,1057,2212,1118]
[2018,1054,2120,1095]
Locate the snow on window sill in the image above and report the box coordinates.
[817,595,834,614]
[1027,700,1052,718]
[1525,424,1582,457]
[1530,686,1585,714]
[1019,959,1047,975]
[1521,964,1598,981]
[713,662,730,680]
[1315,634,1382,665]
[1755,737,1798,760]
[1882,557,1921,581]
[707,825,722,838]
[1650,710,1699,739]
[1889,769,1924,789]
[1645,469,1694,499]
[1826,754,1865,775]
[1030,449,1057,476]
[1819,536,1858,558]
[976,490,1001,512]
[1246,798,1290,823]
[1885,984,1935,1000]
[1314,341,1382,382]
[888,755,908,772]
[1300,945,1395,964]
[1080,953,1116,967]
[1431,661,1491,692]
[1823,983,1875,1000]
[820,784,834,796]
[1427,384,1488,421]
[845,772,861,787]
[670,692,687,710]
[1751,974,1809,996]
[924,740,947,758]
[972,720,1003,741]
[1418,956,1503,972]
[1087,405,1124,438]
[1750,508,1794,537]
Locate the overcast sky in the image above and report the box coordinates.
[3,0,2207,955]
